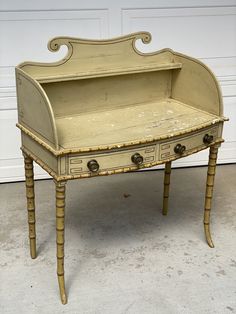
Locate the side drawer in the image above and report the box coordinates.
[68,144,158,175]
[159,126,219,160]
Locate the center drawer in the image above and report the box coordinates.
[68,144,157,175]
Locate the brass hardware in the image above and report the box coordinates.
[131,153,144,165]
[87,159,99,172]
[174,143,186,154]
[203,134,214,144]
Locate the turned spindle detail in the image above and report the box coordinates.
[55,180,67,305]
[162,161,172,215]
[204,145,219,248]
[24,154,36,259]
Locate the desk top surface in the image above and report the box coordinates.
[56,99,222,150]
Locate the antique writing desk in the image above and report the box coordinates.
[15,32,227,304]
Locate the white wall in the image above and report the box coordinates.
[0,0,236,182]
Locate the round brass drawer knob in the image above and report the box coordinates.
[87,159,99,172]
[131,153,144,165]
[203,134,214,144]
[174,143,186,154]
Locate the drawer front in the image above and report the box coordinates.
[68,145,157,175]
[159,126,219,160]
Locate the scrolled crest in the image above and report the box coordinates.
[48,37,73,52]
[46,37,74,63]
[134,32,152,44]
[46,32,152,62]
[19,32,153,70]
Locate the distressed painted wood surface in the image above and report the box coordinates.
[23,154,36,259]
[15,31,226,156]
[204,145,219,248]
[15,32,227,305]
[55,99,223,150]
[162,161,172,216]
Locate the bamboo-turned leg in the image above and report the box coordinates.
[55,180,67,305]
[24,154,36,259]
[162,161,172,215]
[204,145,219,248]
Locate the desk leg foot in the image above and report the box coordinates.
[24,154,36,259]
[204,224,214,248]
[204,146,218,248]
[162,161,172,215]
[58,276,67,305]
[55,181,67,304]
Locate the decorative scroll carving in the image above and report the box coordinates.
[18,32,162,73]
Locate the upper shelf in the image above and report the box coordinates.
[17,32,182,82]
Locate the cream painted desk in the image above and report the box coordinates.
[15,32,228,304]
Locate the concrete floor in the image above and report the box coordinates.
[0,165,236,314]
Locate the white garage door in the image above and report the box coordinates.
[0,0,236,182]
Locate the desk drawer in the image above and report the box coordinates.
[68,145,157,175]
[159,126,219,160]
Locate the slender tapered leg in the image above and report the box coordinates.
[204,145,219,248]
[162,161,172,215]
[24,154,36,259]
[55,180,67,304]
